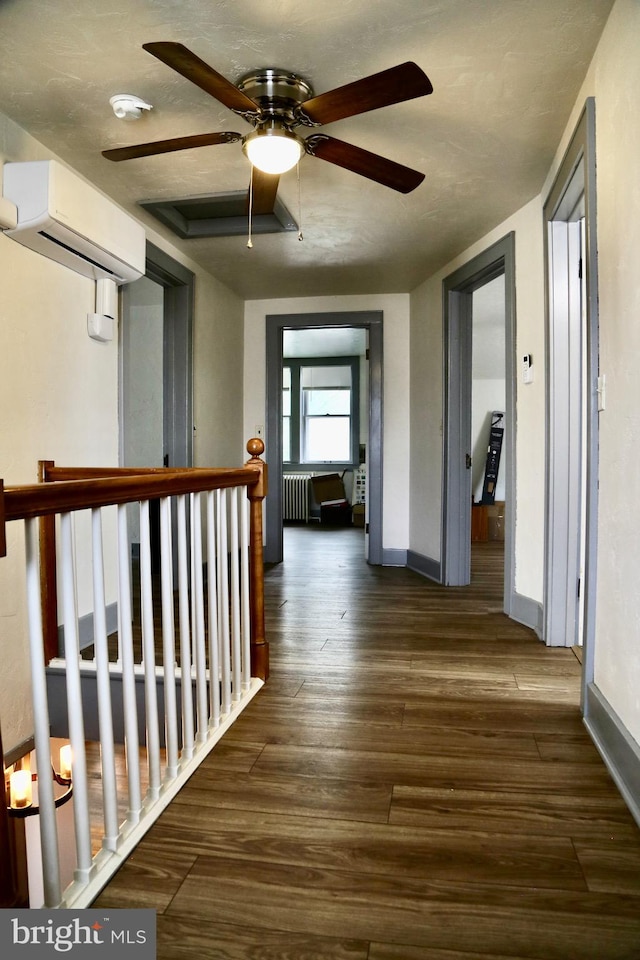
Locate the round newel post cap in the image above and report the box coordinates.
[246,437,265,459]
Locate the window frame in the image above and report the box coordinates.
[283,355,360,470]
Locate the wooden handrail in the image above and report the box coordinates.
[0,440,269,678]
[3,467,261,522]
[41,464,252,481]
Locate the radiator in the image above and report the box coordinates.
[283,474,310,522]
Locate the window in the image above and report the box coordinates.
[283,357,359,468]
[282,365,292,462]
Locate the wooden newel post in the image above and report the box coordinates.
[245,438,269,681]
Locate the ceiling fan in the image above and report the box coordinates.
[102,42,433,215]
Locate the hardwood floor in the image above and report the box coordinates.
[94,526,640,959]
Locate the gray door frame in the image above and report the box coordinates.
[543,99,599,697]
[442,233,516,615]
[265,311,383,565]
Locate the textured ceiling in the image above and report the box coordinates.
[0,0,613,300]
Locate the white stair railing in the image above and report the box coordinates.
[0,442,268,910]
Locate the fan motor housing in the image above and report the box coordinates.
[237,69,313,125]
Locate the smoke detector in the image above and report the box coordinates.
[109,94,153,121]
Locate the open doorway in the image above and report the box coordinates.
[119,243,194,569]
[442,233,516,616]
[282,326,367,528]
[120,275,164,469]
[119,242,194,471]
[470,276,507,567]
[265,311,383,566]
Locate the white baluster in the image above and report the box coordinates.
[91,508,118,851]
[191,492,208,742]
[229,486,241,702]
[206,491,220,727]
[160,496,179,779]
[24,518,62,907]
[139,500,161,800]
[117,504,142,823]
[217,489,231,715]
[60,511,92,883]
[177,494,194,759]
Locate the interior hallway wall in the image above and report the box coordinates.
[0,111,245,752]
[409,197,545,603]
[244,294,410,551]
[550,0,640,744]
[409,0,640,752]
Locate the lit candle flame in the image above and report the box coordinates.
[10,769,32,809]
[59,744,72,780]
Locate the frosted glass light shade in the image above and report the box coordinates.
[244,127,303,175]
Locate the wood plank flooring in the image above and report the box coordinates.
[94,526,640,959]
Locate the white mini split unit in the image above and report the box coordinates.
[2,160,146,341]
[2,160,145,284]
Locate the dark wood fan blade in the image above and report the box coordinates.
[298,62,432,126]
[247,168,280,216]
[305,135,424,193]
[143,42,259,117]
[102,131,242,161]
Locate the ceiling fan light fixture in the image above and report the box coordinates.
[243,123,303,175]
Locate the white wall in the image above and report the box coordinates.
[549,0,640,743]
[410,197,546,600]
[409,0,640,748]
[193,272,245,468]
[0,111,245,752]
[0,116,119,748]
[244,294,411,549]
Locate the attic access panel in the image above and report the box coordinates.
[140,192,298,239]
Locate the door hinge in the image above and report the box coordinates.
[465,453,472,470]
[163,453,169,467]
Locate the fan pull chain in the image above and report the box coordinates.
[297,161,303,242]
[247,165,254,249]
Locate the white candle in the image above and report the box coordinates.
[10,769,32,809]
[59,744,72,780]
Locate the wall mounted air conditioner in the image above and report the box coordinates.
[2,160,145,284]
